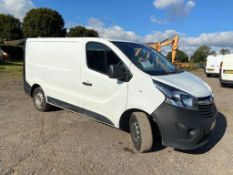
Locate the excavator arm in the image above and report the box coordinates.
[146,35,179,63]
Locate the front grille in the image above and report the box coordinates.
[197,96,217,118]
[198,103,217,118]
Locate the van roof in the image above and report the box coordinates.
[26,37,142,44]
[206,55,223,60]
[223,53,233,56]
[222,54,233,59]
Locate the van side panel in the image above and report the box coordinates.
[44,41,83,108]
[26,40,83,109]
[26,41,47,91]
[25,38,164,128]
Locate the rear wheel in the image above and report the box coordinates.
[206,74,211,77]
[129,112,153,153]
[33,87,51,112]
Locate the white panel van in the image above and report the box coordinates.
[24,38,217,152]
[219,54,233,86]
[205,55,223,77]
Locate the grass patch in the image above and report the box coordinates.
[0,61,23,74]
[0,61,23,80]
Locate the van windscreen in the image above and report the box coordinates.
[112,41,181,75]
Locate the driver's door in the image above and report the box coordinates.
[81,42,128,126]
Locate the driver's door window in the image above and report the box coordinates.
[86,42,122,75]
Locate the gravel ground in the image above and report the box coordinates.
[0,70,232,175]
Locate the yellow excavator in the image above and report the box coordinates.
[145,35,179,64]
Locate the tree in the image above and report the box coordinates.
[67,26,99,37]
[220,48,230,55]
[0,14,22,41]
[190,45,211,63]
[166,49,189,62]
[210,50,216,56]
[22,8,66,37]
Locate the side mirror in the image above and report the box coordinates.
[108,64,126,80]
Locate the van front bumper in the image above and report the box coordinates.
[151,102,217,150]
[220,78,233,85]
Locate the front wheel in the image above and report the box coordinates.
[129,112,153,153]
[33,87,51,112]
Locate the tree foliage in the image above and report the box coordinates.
[22,8,66,37]
[166,49,189,62]
[210,50,216,56]
[67,26,99,37]
[190,45,211,63]
[0,14,22,41]
[220,48,230,55]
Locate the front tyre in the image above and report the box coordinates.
[130,112,153,153]
[33,87,51,112]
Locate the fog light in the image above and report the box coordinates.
[188,129,196,136]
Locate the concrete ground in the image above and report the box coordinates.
[0,70,232,175]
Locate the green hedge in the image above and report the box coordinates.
[1,45,24,60]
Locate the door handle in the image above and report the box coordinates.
[82,81,92,86]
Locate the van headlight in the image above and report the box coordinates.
[153,80,197,110]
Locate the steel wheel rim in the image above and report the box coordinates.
[35,92,44,109]
[132,120,140,142]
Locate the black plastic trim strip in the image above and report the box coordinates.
[48,96,83,114]
[47,96,114,126]
[83,109,114,126]
[23,40,31,96]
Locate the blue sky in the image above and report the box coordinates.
[31,0,233,36]
[0,0,233,55]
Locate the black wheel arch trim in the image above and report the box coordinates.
[23,40,32,96]
[119,108,154,132]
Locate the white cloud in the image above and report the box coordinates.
[182,32,233,47]
[150,16,168,25]
[153,0,183,9]
[144,29,179,43]
[87,18,142,42]
[88,17,105,28]
[153,0,195,21]
[0,0,34,20]
[184,0,195,15]
[179,32,233,55]
[76,18,233,56]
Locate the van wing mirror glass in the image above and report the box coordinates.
[108,65,126,80]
